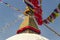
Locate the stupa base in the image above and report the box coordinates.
[6,33,49,40]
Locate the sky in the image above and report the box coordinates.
[0,0,60,40]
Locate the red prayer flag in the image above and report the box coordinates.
[29,0,39,7]
[24,0,43,25]
[34,6,43,25]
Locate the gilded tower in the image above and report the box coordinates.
[17,7,40,34]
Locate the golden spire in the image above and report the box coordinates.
[17,7,41,34]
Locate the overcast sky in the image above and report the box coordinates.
[0,0,60,40]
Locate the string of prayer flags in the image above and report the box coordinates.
[0,1,22,12]
[3,2,22,12]
[43,3,60,24]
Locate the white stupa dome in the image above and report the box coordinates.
[6,33,49,40]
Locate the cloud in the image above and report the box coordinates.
[18,14,25,19]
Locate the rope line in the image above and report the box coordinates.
[44,23,60,37]
[0,18,20,33]
[0,1,23,13]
